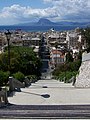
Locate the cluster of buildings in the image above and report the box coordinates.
[0,27,86,70]
[44,28,86,68]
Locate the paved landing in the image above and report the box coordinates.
[8,79,90,105]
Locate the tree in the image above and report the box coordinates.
[0,71,10,86]
[0,51,20,73]
[81,27,90,52]
[66,51,73,63]
[0,46,42,77]
[13,72,25,82]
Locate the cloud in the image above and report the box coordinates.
[0,4,59,25]
[0,0,90,25]
[43,0,90,22]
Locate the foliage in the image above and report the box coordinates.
[0,46,42,76]
[0,71,10,86]
[81,27,90,52]
[12,71,25,82]
[53,60,81,75]
[0,52,8,71]
[27,75,38,82]
[77,51,82,60]
[66,51,73,62]
[53,59,81,83]
[56,71,78,83]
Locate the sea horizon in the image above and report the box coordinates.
[0,25,85,32]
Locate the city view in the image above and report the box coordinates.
[0,0,90,119]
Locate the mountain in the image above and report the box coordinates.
[57,21,90,26]
[16,18,90,27]
[36,18,56,26]
[16,18,57,26]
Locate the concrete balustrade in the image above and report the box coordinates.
[0,90,8,106]
[9,76,25,92]
[0,76,25,107]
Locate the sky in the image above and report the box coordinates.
[0,0,90,25]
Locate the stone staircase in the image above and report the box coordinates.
[1,104,90,119]
[1,79,90,119]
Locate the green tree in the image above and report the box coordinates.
[66,51,73,63]
[52,59,81,83]
[2,46,42,77]
[0,51,20,73]
[81,27,90,52]
[13,71,25,82]
[0,71,10,86]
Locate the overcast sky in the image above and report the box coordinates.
[0,0,90,25]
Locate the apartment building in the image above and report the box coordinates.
[50,48,65,68]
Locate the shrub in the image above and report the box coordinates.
[58,71,78,83]
[58,72,66,81]
[0,71,10,86]
[52,60,81,77]
[27,75,37,83]
[13,71,25,82]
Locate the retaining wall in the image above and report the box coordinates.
[75,52,90,88]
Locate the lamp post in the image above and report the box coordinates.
[5,30,11,71]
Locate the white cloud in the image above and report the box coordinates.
[0,0,90,25]
[43,0,90,22]
[0,4,59,25]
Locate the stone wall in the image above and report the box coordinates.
[82,52,90,62]
[75,52,90,88]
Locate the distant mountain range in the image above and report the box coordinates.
[16,18,90,27]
